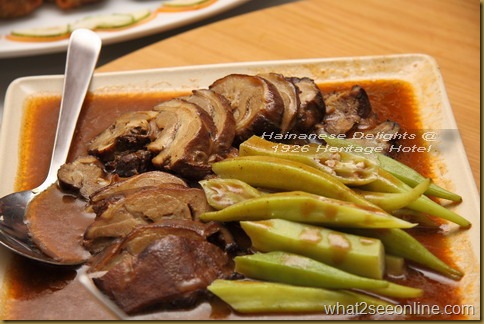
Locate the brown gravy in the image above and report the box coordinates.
[26,184,94,264]
[1,81,465,320]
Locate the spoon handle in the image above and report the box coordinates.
[38,29,101,192]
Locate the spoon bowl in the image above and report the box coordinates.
[0,29,101,266]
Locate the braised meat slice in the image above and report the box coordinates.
[287,76,326,132]
[88,110,158,161]
[320,85,373,135]
[258,73,299,133]
[183,89,236,156]
[91,171,187,204]
[90,222,234,314]
[147,99,216,179]
[89,220,230,271]
[57,155,111,199]
[84,185,211,250]
[209,74,284,143]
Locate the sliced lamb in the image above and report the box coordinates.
[87,110,158,161]
[147,99,216,179]
[209,74,284,143]
[320,85,373,135]
[89,219,230,271]
[90,171,187,204]
[57,155,111,199]
[287,76,326,132]
[84,185,211,251]
[183,89,236,156]
[90,221,235,314]
[258,72,299,133]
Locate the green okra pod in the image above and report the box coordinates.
[362,169,470,227]
[235,251,389,290]
[376,153,462,202]
[384,254,406,277]
[392,209,441,228]
[240,219,385,279]
[348,228,463,280]
[199,178,262,210]
[200,191,415,228]
[239,136,379,186]
[321,134,462,201]
[208,279,392,314]
[364,282,423,298]
[235,252,422,299]
[354,179,430,212]
[212,155,377,208]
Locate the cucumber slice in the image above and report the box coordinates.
[163,0,211,7]
[130,9,152,23]
[11,25,70,38]
[70,13,134,31]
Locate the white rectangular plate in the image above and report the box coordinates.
[0,55,480,320]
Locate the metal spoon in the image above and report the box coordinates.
[0,29,101,266]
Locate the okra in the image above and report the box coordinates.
[236,252,422,298]
[354,179,430,212]
[366,282,423,298]
[235,251,389,290]
[200,191,415,228]
[377,154,461,202]
[212,156,377,208]
[239,136,378,185]
[349,228,463,280]
[240,219,385,279]
[199,178,262,210]
[392,209,441,228]
[208,279,392,314]
[363,169,470,227]
[384,254,406,277]
[321,134,462,201]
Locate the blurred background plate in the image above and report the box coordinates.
[0,0,250,58]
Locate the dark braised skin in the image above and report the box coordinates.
[90,221,235,315]
[183,89,236,158]
[287,76,326,132]
[209,74,285,143]
[148,99,217,179]
[258,72,300,133]
[104,150,153,177]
